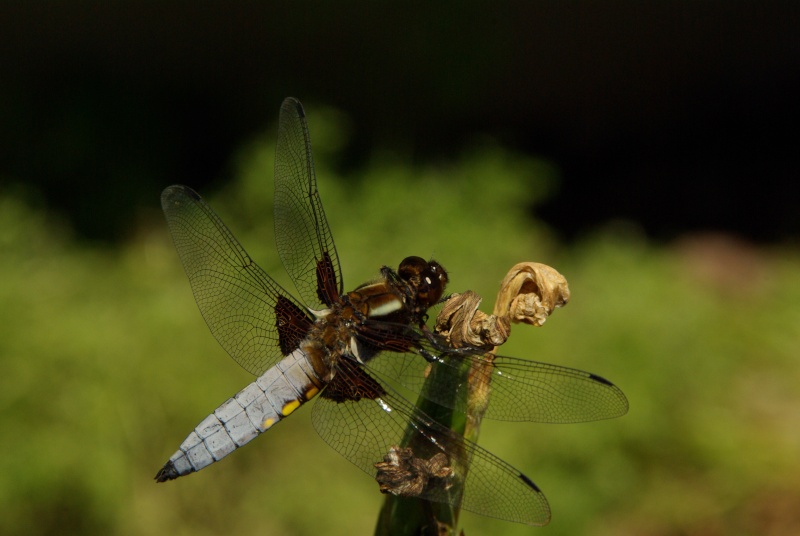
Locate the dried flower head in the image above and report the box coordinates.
[434,262,570,350]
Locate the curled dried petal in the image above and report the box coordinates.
[434,263,569,350]
[494,262,570,327]
[374,446,453,497]
[434,291,510,350]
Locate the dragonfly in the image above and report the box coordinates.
[155,97,628,526]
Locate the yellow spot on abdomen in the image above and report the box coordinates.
[263,417,276,429]
[305,386,320,399]
[282,400,301,416]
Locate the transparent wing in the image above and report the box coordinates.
[161,185,312,375]
[363,329,628,423]
[273,97,342,309]
[311,361,550,526]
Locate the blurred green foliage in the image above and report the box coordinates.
[1,111,799,536]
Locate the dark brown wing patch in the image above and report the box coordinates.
[316,251,340,307]
[275,295,313,355]
[322,358,386,403]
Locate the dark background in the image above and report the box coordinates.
[2,2,798,243]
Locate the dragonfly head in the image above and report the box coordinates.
[397,256,449,312]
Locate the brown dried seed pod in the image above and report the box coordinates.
[494,262,570,327]
[435,262,570,350]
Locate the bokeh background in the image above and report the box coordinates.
[2,3,799,535]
